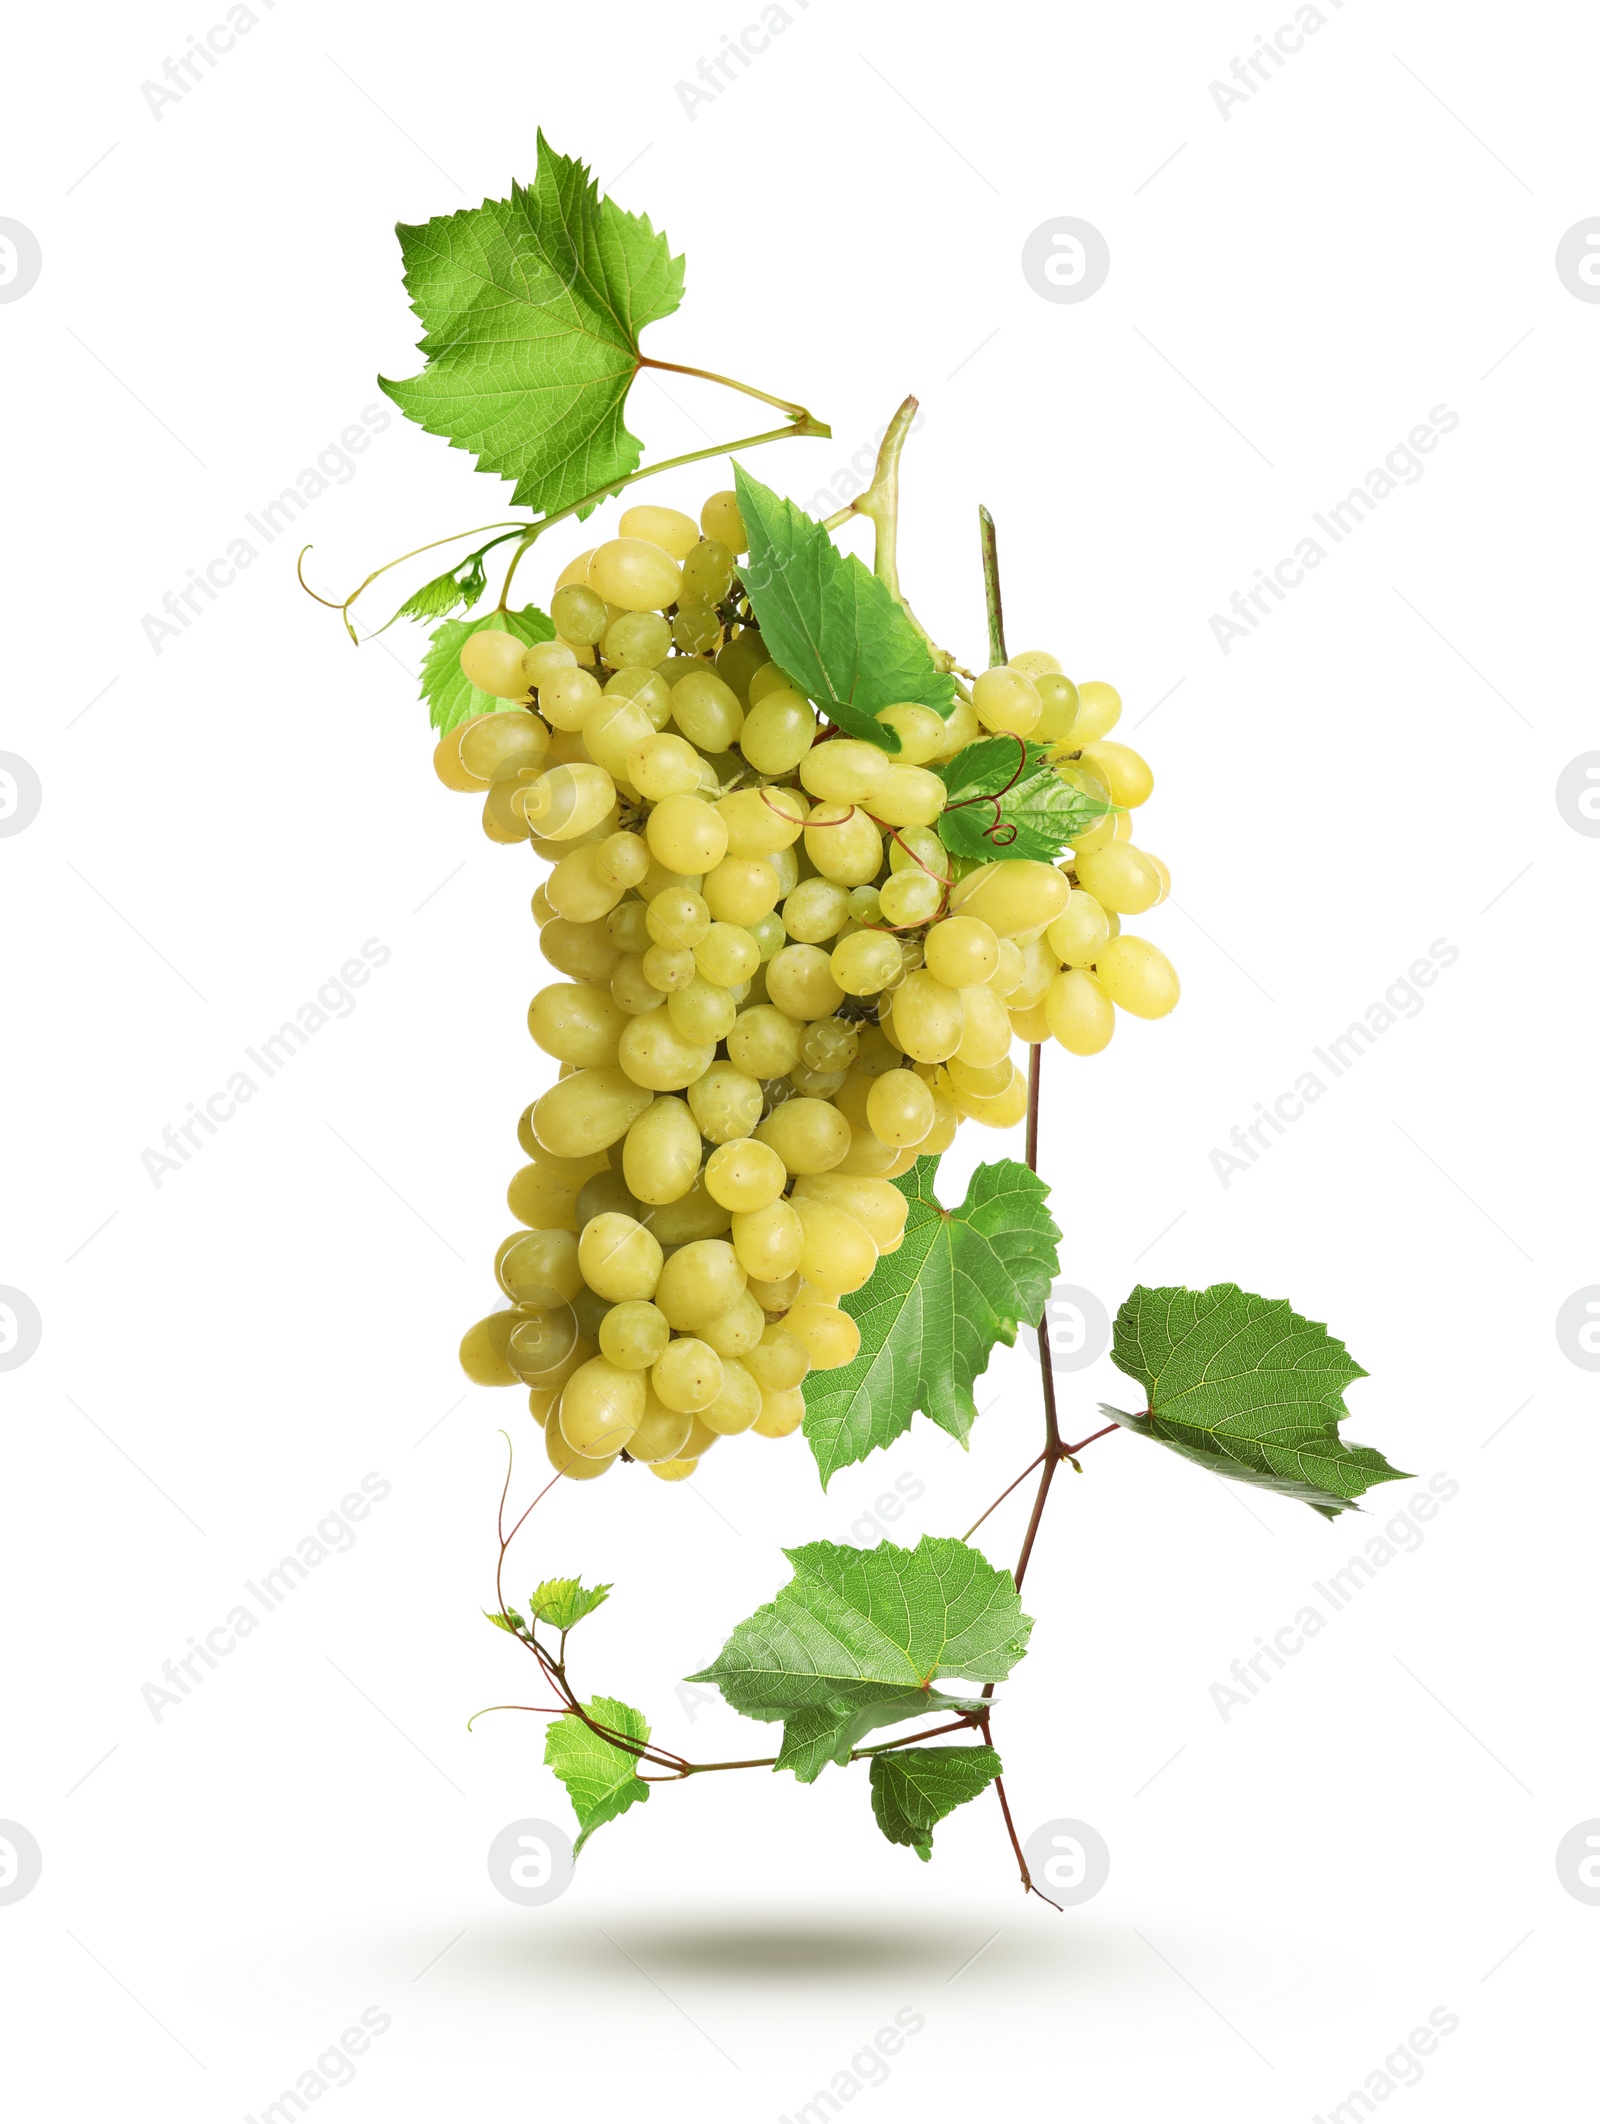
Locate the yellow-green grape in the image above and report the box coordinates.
[528,982,627,1069]
[753,1387,806,1437]
[646,794,729,875]
[550,583,609,646]
[748,663,798,707]
[459,629,532,700]
[588,537,683,612]
[530,885,558,930]
[532,1067,653,1157]
[1079,739,1153,808]
[1074,843,1164,915]
[672,603,722,654]
[651,1335,723,1414]
[622,1094,702,1205]
[849,885,885,926]
[617,1010,716,1090]
[987,939,1026,995]
[854,1025,904,1077]
[698,1356,762,1435]
[603,610,673,669]
[716,627,770,698]
[597,1299,672,1371]
[648,1176,733,1244]
[583,698,655,779]
[558,1356,645,1458]
[679,1417,723,1458]
[946,1063,1029,1129]
[1033,672,1080,744]
[627,1389,695,1463]
[527,1382,562,1426]
[457,709,549,783]
[545,1422,616,1481]
[887,826,950,879]
[790,1060,846,1099]
[481,777,536,844]
[545,844,624,925]
[830,930,903,996]
[731,1198,805,1281]
[667,975,738,1044]
[727,1004,803,1079]
[701,489,747,552]
[647,1454,699,1481]
[718,785,807,856]
[517,1105,541,1158]
[781,878,850,943]
[1147,855,1171,905]
[1096,935,1179,1018]
[1046,968,1115,1054]
[1070,680,1122,744]
[435,718,492,791]
[878,867,944,928]
[800,1017,859,1073]
[611,955,665,1014]
[1045,890,1112,968]
[783,1299,861,1370]
[704,1136,786,1212]
[655,1240,746,1332]
[1006,935,1057,1010]
[889,970,966,1063]
[537,665,603,732]
[946,1054,1011,1097]
[1010,999,1052,1045]
[800,739,890,806]
[1010,650,1061,679]
[791,1197,878,1296]
[541,919,625,986]
[625,732,699,801]
[803,803,884,886]
[694,922,760,987]
[524,639,579,690]
[924,915,999,987]
[576,1167,642,1228]
[955,981,1013,1067]
[754,1095,851,1174]
[554,549,595,590]
[700,1294,766,1360]
[703,856,782,925]
[508,1164,583,1232]
[765,944,845,1022]
[873,765,948,828]
[972,665,1043,736]
[874,701,947,763]
[596,833,652,894]
[577,1211,663,1302]
[745,1323,811,1392]
[613,503,696,560]
[518,762,617,841]
[749,912,787,962]
[681,536,736,602]
[605,666,673,730]
[459,1309,525,1386]
[932,701,982,758]
[866,1067,934,1147]
[640,854,704,902]
[949,859,1072,937]
[670,668,744,751]
[831,1071,875,1132]
[687,1060,763,1143]
[505,1305,581,1384]
[792,1172,909,1250]
[747,1270,802,1313]
[739,689,817,774]
[645,885,711,952]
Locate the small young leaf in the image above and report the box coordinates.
[544,1696,651,1851]
[1105,1283,1411,1518]
[802,1156,1060,1486]
[394,551,488,624]
[732,467,955,745]
[529,1577,612,1631]
[483,1608,524,1635]
[935,738,1114,864]
[687,1536,1031,1783]
[869,1745,1002,1861]
[419,605,554,735]
[381,133,685,516]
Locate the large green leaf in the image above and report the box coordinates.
[1104,1283,1411,1519]
[732,468,955,746]
[381,133,685,516]
[869,1745,1002,1861]
[935,737,1114,864]
[802,1156,1060,1486]
[543,1695,651,1851]
[687,1536,1031,1783]
[418,605,554,734]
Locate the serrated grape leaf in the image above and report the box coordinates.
[1104,1283,1411,1519]
[419,605,554,734]
[732,467,955,747]
[687,1536,1031,1783]
[530,1577,611,1631]
[935,738,1114,864]
[484,1607,524,1635]
[870,1744,1002,1861]
[543,1695,650,1851]
[380,132,685,517]
[393,551,488,624]
[802,1156,1060,1486]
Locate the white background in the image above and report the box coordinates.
[3,2,1595,2117]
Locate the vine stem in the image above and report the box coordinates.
[637,356,814,423]
[821,396,962,674]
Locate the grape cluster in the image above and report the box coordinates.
[442,492,1178,1482]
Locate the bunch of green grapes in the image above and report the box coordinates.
[441,492,1178,1484]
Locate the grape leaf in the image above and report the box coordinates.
[484,1607,525,1634]
[869,1745,1002,1861]
[530,1577,611,1631]
[688,1536,1031,1783]
[935,738,1115,864]
[393,551,488,624]
[733,467,955,747]
[1103,1283,1411,1519]
[380,133,685,517]
[543,1695,651,1851]
[419,605,554,734]
[802,1156,1060,1486]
